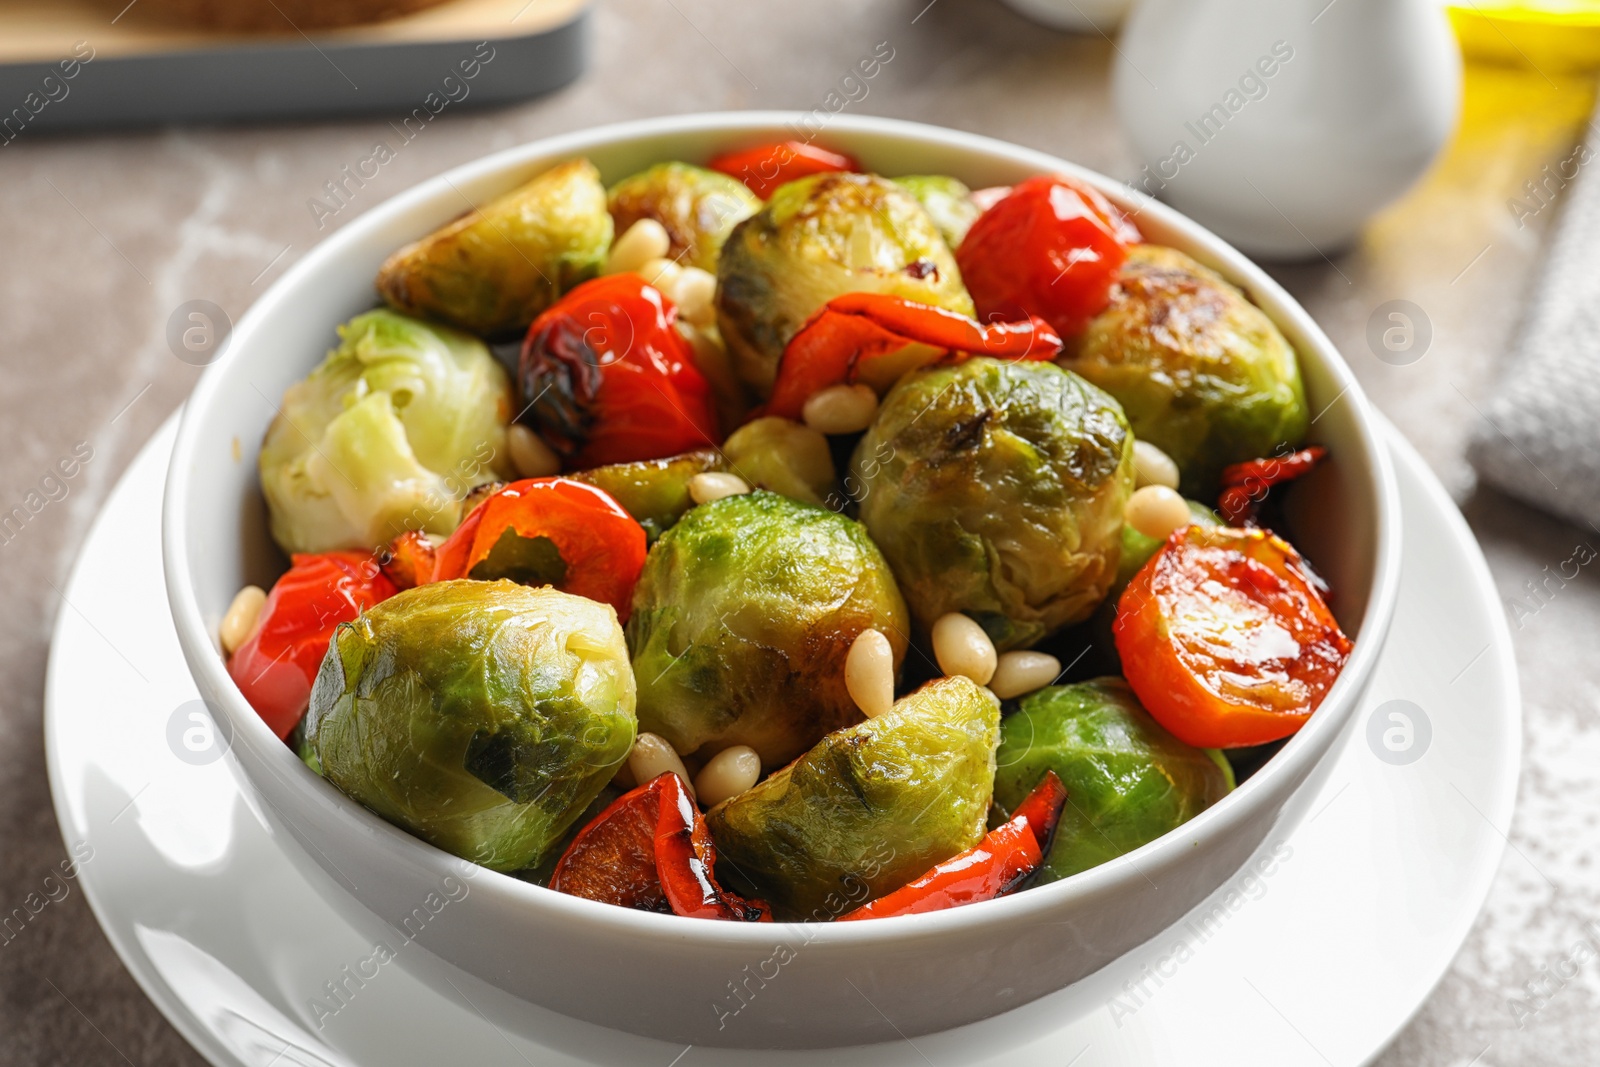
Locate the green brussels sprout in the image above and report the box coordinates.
[993,678,1232,884]
[307,580,636,872]
[715,172,974,396]
[377,158,612,337]
[259,309,514,554]
[1060,245,1308,496]
[707,676,1000,920]
[893,175,982,249]
[627,491,909,767]
[571,449,724,542]
[721,417,836,506]
[608,162,762,272]
[851,358,1134,651]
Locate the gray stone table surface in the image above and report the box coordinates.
[2,1,1597,1063]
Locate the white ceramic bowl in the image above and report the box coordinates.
[163,112,1401,1050]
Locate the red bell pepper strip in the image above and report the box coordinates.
[761,294,1062,421]
[838,772,1068,921]
[227,552,397,740]
[708,140,862,200]
[517,274,719,470]
[1217,446,1329,527]
[429,478,647,621]
[550,773,771,921]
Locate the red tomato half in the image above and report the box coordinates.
[227,552,397,739]
[517,274,718,470]
[1113,526,1351,749]
[708,140,862,199]
[956,174,1141,339]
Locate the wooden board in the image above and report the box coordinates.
[0,0,589,132]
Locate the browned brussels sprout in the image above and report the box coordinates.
[607,162,762,272]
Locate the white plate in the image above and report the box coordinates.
[46,415,1518,1067]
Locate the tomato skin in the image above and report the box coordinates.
[429,477,647,620]
[1113,526,1351,749]
[708,141,862,200]
[517,274,718,470]
[227,552,397,740]
[956,174,1141,339]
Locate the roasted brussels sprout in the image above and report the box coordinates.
[851,358,1134,651]
[715,172,974,396]
[721,417,835,506]
[607,162,762,272]
[894,175,981,249]
[259,309,513,555]
[570,449,724,542]
[377,158,612,337]
[627,491,908,767]
[307,580,636,872]
[707,676,1000,920]
[992,678,1232,884]
[1060,245,1308,495]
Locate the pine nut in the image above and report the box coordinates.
[931,612,997,686]
[688,471,751,505]
[628,732,695,799]
[845,629,895,719]
[605,218,671,276]
[988,650,1061,700]
[694,745,761,807]
[673,266,718,326]
[507,423,561,478]
[802,383,879,435]
[219,585,267,655]
[1126,485,1192,541]
[1132,440,1181,490]
[638,256,684,292]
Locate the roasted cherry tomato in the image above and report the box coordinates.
[1217,446,1328,527]
[227,552,397,739]
[380,529,440,590]
[517,274,718,470]
[839,772,1067,921]
[956,174,1141,339]
[429,477,647,620]
[762,293,1062,421]
[1113,526,1352,749]
[551,773,771,921]
[708,140,862,200]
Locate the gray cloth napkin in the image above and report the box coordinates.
[1468,137,1600,531]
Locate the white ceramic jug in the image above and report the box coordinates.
[1114,0,1461,258]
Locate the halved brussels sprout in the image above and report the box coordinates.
[627,490,909,767]
[993,678,1232,884]
[1060,245,1308,495]
[570,449,724,542]
[307,580,636,872]
[607,162,762,272]
[377,158,612,337]
[721,417,836,506]
[894,175,981,249]
[715,172,973,396]
[851,358,1134,651]
[259,309,514,554]
[707,676,1000,920]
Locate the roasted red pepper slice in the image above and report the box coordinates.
[838,772,1068,921]
[517,274,719,470]
[429,477,647,620]
[956,174,1141,339]
[1114,525,1351,749]
[551,773,771,921]
[761,293,1062,421]
[708,140,862,200]
[380,530,439,591]
[227,552,397,739]
[1217,446,1329,527]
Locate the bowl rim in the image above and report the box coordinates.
[163,110,1402,948]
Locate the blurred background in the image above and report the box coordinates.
[3,0,1599,1064]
